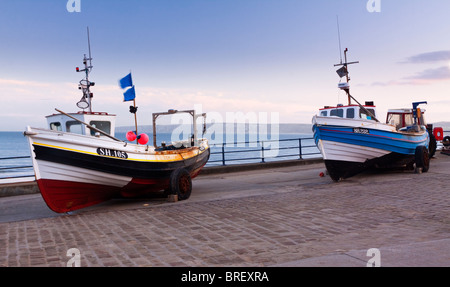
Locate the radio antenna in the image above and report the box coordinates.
[87,27,93,71]
[75,27,95,112]
[336,16,343,64]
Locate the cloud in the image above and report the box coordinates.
[370,66,450,87]
[0,77,313,130]
[370,51,450,86]
[406,66,450,81]
[370,80,405,87]
[0,78,77,101]
[0,78,51,87]
[402,50,450,64]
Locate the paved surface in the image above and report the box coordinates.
[0,154,449,267]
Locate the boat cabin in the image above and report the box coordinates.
[386,109,427,130]
[46,112,117,138]
[318,102,377,121]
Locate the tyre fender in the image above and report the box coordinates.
[415,145,430,173]
[169,168,192,201]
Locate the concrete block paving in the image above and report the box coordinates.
[1,155,449,267]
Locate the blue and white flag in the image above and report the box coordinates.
[119,73,136,102]
[119,73,133,89]
[123,85,136,102]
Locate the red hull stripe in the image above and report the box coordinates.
[321,128,427,143]
[36,163,207,213]
[37,179,121,213]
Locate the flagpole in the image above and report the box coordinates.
[129,70,139,144]
[120,72,139,144]
[133,98,138,144]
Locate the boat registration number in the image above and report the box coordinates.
[97,148,128,159]
[353,128,370,135]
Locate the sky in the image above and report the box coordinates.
[1,0,450,131]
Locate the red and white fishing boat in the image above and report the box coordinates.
[24,34,210,213]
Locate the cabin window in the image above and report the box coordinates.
[387,114,403,129]
[346,108,355,119]
[320,111,328,117]
[360,108,376,120]
[330,109,344,118]
[89,121,111,136]
[404,114,415,127]
[419,113,427,126]
[50,122,62,131]
[66,121,83,134]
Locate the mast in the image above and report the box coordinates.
[131,96,138,144]
[336,16,343,65]
[334,49,379,122]
[333,20,379,122]
[334,48,359,106]
[76,27,95,112]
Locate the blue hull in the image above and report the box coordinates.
[313,125,429,155]
[313,124,430,181]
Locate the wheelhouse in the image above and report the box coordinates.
[386,109,427,130]
[46,111,116,137]
[318,102,377,121]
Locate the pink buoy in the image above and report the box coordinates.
[126,131,137,142]
[138,133,149,145]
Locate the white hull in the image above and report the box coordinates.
[26,127,207,163]
[36,160,132,187]
[317,139,391,163]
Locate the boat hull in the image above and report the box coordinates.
[25,127,210,213]
[323,152,416,181]
[312,116,429,181]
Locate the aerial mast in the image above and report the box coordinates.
[334,48,359,106]
[334,49,379,122]
[76,27,95,112]
[334,17,359,106]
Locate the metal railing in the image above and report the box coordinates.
[0,156,34,180]
[208,137,321,166]
[2,131,449,181]
[0,137,321,180]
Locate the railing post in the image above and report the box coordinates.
[298,138,303,159]
[221,143,226,166]
[261,141,265,163]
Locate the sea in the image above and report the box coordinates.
[0,131,320,180]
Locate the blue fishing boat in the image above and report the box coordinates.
[312,48,430,181]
